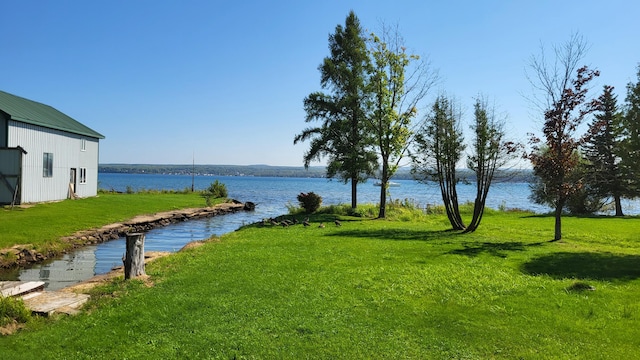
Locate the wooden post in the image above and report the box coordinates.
[124,233,146,279]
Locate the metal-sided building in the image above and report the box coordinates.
[0,90,104,205]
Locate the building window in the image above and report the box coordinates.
[43,153,53,177]
[79,168,87,184]
[81,138,86,151]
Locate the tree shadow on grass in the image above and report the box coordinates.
[324,228,458,242]
[447,241,545,258]
[521,213,640,220]
[522,252,640,281]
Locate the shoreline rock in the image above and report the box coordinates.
[0,201,250,269]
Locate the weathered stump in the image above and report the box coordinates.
[124,233,146,279]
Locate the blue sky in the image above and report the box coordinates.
[2,0,638,166]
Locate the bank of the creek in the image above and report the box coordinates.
[0,200,254,270]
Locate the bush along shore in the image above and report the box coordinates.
[0,200,254,269]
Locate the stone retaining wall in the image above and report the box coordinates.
[1,201,252,268]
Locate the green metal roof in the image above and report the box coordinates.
[0,90,104,139]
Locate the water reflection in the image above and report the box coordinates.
[3,208,276,290]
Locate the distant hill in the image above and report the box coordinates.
[99,164,534,182]
[99,164,328,178]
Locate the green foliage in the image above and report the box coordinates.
[582,85,627,215]
[284,201,302,214]
[201,181,228,207]
[413,95,466,229]
[425,203,446,215]
[206,180,229,198]
[0,296,31,327]
[315,203,378,218]
[367,28,431,218]
[294,11,378,208]
[464,97,521,232]
[529,150,604,215]
[308,199,474,222]
[621,64,640,198]
[528,65,600,239]
[297,192,322,213]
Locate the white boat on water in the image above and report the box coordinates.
[373,180,400,187]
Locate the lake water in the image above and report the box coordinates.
[97,172,640,216]
[98,173,552,214]
[3,173,638,290]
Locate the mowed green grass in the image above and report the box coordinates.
[0,193,210,250]
[1,209,639,359]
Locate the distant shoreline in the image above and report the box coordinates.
[99,164,534,182]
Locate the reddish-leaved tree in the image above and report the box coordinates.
[527,66,600,240]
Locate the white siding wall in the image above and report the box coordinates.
[7,120,100,203]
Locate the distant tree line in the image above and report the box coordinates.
[99,164,533,182]
[98,164,328,178]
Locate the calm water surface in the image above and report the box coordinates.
[3,173,638,290]
[98,173,552,213]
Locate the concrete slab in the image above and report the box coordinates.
[0,281,45,297]
[21,291,90,316]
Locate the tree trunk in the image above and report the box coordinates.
[553,203,563,241]
[614,194,624,216]
[378,161,389,219]
[378,180,387,219]
[464,200,483,233]
[465,176,485,233]
[351,177,358,209]
[465,168,493,233]
[438,169,465,231]
[124,233,146,279]
[443,187,465,230]
[447,170,465,230]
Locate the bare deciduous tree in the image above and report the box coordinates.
[525,34,600,241]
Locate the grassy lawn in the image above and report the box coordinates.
[1,207,638,359]
[0,192,211,250]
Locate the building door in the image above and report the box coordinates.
[69,168,77,196]
[0,148,24,205]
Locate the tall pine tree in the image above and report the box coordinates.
[621,64,640,199]
[294,11,377,209]
[582,85,626,216]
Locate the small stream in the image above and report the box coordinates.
[0,204,283,290]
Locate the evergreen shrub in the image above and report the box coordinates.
[201,180,228,206]
[297,192,322,213]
